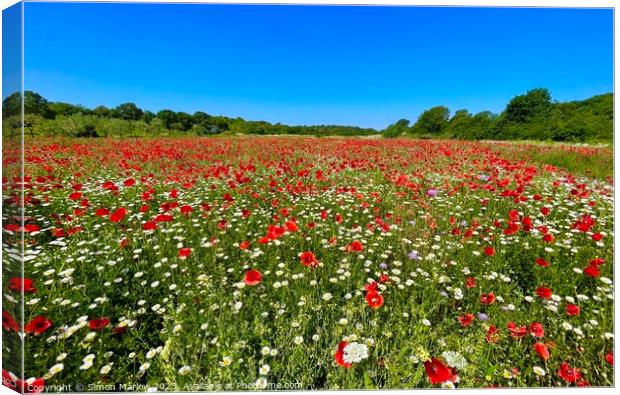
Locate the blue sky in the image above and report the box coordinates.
[23,3,613,129]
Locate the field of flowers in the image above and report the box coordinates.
[2,136,614,391]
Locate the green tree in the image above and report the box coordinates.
[383,119,409,138]
[156,110,178,129]
[446,110,472,138]
[113,102,144,120]
[411,106,450,135]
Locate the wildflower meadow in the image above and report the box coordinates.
[1,136,614,390]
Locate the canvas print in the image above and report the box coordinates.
[1,1,614,392]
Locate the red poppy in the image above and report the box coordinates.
[300,251,319,268]
[348,240,364,252]
[605,351,613,366]
[592,232,603,241]
[25,316,53,335]
[506,322,527,338]
[558,361,582,383]
[465,276,476,289]
[458,313,474,327]
[180,205,193,215]
[143,221,157,231]
[8,277,36,293]
[2,311,19,332]
[89,317,110,331]
[535,258,550,267]
[364,281,379,293]
[239,240,250,250]
[589,258,605,266]
[334,341,351,368]
[485,325,500,343]
[244,269,262,286]
[566,304,580,316]
[285,221,298,232]
[95,207,110,217]
[109,207,128,223]
[178,248,192,259]
[423,357,452,384]
[534,342,550,361]
[480,293,495,305]
[536,286,552,299]
[365,291,384,309]
[378,273,390,283]
[529,322,544,337]
[584,265,601,278]
[484,246,495,256]
[542,233,555,243]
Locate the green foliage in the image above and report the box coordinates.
[409,89,611,142]
[383,119,410,138]
[113,102,144,121]
[3,90,612,141]
[411,106,450,135]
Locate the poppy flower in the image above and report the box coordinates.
[535,258,550,267]
[507,322,527,338]
[589,258,605,266]
[465,277,476,289]
[534,342,550,361]
[423,357,452,384]
[566,304,580,316]
[178,248,192,259]
[592,232,603,241]
[239,240,250,250]
[480,293,495,305]
[348,240,364,252]
[557,361,582,383]
[584,265,601,278]
[8,277,36,293]
[89,317,110,331]
[285,221,298,232]
[143,221,158,231]
[529,322,544,338]
[25,316,53,335]
[300,251,319,268]
[378,273,390,284]
[484,246,495,256]
[334,341,352,368]
[605,351,613,366]
[95,207,110,217]
[536,286,552,299]
[244,269,262,286]
[2,311,19,332]
[458,313,474,327]
[109,207,128,223]
[485,325,500,343]
[364,281,379,293]
[365,291,384,309]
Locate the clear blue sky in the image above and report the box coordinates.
[23,3,613,129]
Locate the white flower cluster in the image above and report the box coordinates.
[441,351,468,370]
[342,342,369,364]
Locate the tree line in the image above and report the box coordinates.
[384,88,612,142]
[1,92,376,138]
[2,88,612,141]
